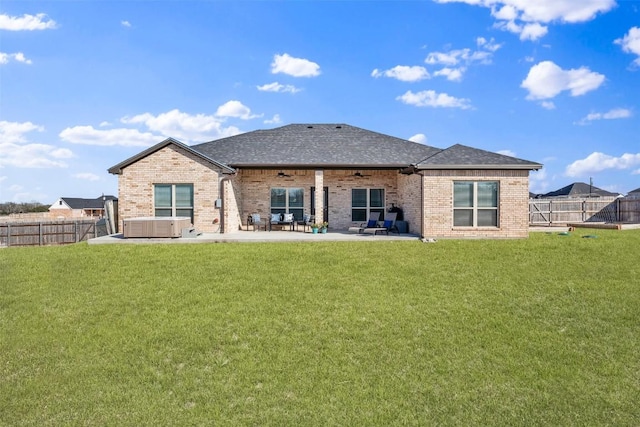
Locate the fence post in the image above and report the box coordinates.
[6,224,10,247]
[39,222,43,246]
[75,221,79,243]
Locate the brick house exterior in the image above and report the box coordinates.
[108,124,542,238]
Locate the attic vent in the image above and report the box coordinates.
[307,125,313,129]
[336,125,342,129]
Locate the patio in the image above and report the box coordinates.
[88,230,422,245]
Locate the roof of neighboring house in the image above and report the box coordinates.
[542,182,619,198]
[108,123,543,173]
[107,138,236,175]
[192,123,443,168]
[415,144,541,170]
[628,187,640,194]
[59,195,117,209]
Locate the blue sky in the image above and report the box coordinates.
[1,0,639,203]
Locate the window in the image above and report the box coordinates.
[351,188,385,222]
[453,181,498,227]
[271,188,304,220]
[154,184,194,223]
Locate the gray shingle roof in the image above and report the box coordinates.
[415,144,542,170]
[61,196,117,209]
[108,124,543,174]
[542,182,619,198]
[192,123,442,168]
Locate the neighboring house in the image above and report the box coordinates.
[541,182,621,198]
[627,187,640,198]
[49,195,117,219]
[108,123,542,238]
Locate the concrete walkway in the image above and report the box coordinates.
[88,230,422,244]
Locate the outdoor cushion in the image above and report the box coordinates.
[271,213,282,222]
[383,220,393,228]
[283,213,294,222]
[367,219,378,227]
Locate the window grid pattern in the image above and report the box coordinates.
[271,188,304,220]
[453,181,499,227]
[351,188,385,222]
[154,184,194,223]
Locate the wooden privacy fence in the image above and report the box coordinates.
[0,220,98,247]
[530,197,640,226]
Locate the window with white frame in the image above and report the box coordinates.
[271,188,304,220]
[453,181,499,227]
[351,188,385,222]
[154,184,194,223]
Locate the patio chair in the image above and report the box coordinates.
[363,212,398,235]
[296,214,315,232]
[348,211,381,234]
[249,213,266,231]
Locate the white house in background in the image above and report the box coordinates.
[49,195,117,219]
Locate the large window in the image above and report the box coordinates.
[453,181,498,227]
[351,188,385,222]
[271,188,304,220]
[154,184,194,223]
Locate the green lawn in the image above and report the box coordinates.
[1,230,639,426]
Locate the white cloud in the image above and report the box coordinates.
[408,134,428,144]
[576,108,632,125]
[615,27,640,67]
[121,20,131,28]
[566,152,640,177]
[529,168,550,194]
[397,90,472,109]
[0,176,7,183]
[271,53,320,77]
[73,172,100,181]
[540,101,556,110]
[215,101,261,120]
[0,52,32,65]
[0,120,43,143]
[60,125,160,147]
[62,106,251,147]
[257,82,301,93]
[497,149,516,157]
[264,114,282,124]
[0,13,57,31]
[521,61,605,100]
[424,41,499,80]
[371,66,430,82]
[435,0,615,41]
[433,67,465,82]
[0,141,70,168]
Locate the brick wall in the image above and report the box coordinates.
[117,145,226,233]
[422,169,530,238]
[236,169,402,230]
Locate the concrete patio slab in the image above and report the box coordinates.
[88,230,422,244]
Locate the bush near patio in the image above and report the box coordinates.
[1,230,639,426]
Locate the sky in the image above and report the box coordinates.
[1,0,639,204]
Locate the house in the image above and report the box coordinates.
[108,123,542,238]
[541,182,621,199]
[627,187,640,198]
[49,195,117,219]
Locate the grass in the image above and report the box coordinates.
[1,230,639,426]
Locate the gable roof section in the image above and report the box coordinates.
[542,182,619,198]
[415,144,542,170]
[191,123,442,168]
[59,196,116,209]
[108,138,236,175]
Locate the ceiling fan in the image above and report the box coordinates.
[353,171,370,178]
[277,171,291,178]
